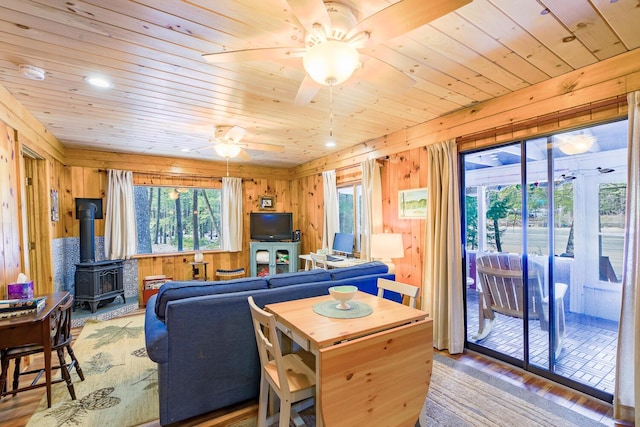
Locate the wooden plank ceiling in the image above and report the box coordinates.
[0,0,638,168]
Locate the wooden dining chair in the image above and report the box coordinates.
[248,296,315,427]
[0,295,85,401]
[376,278,420,308]
[309,253,328,270]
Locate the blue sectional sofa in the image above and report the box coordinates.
[144,261,394,426]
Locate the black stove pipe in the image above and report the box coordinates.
[77,202,98,263]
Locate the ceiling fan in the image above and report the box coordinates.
[195,126,285,161]
[202,0,471,106]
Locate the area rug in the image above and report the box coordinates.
[27,314,158,427]
[230,353,606,427]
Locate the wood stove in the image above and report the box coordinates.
[74,198,125,312]
[75,260,125,313]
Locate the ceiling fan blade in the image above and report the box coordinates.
[348,0,471,47]
[286,0,331,36]
[358,55,415,94]
[294,75,322,106]
[203,47,306,63]
[225,126,246,143]
[241,142,286,153]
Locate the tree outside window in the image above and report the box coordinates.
[134,186,222,254]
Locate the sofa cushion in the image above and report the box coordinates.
[267,269,332,288]
[154,278,268,319]
[329,261,389,281]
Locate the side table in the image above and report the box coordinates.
[190,261,209,280]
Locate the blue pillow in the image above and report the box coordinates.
[154,278,268,319]
[267,269,332,288]
[329,261,388,281]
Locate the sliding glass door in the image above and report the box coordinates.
[462,120,627,401]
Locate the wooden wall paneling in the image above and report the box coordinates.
[295,174,323,258]
[69,166,85,238]
[65,148,292,181]
[376,146,430,291]
[0,85,66,164]
[82,168,106,236]
[0,121,22,297]
[60,164,74,238]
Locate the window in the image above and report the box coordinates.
[133,186,222,254]
[338,184,362,252]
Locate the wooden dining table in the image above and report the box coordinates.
[265,291,433,427]
[0,291,70,408]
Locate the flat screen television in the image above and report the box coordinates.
[332,232,354,256]
[75,197,104,219]
[250,212,293,241]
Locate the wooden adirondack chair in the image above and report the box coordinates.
[474,253,567,358]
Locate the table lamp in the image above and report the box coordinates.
[370,233,404,274]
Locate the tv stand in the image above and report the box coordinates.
[250,241,300,277]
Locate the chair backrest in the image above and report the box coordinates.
[376,278,420,308]
[476,253,542,320]
[310,252,328,269]
[50,295,74,348]
[216,268,246,280]
[247,296,291,394]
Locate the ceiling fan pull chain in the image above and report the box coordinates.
[329,83,334,138]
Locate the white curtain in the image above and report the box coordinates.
[222,177,243,252]
[322,170,339,250]
[423,140,465,353]
[361,159,383,260]
[614,91,639,424]
[104,169,137,259]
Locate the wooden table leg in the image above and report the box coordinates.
[42,321,52,408]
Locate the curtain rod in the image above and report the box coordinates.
[98,169,252,182]
[457,95,627,144]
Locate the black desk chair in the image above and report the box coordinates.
[0,295,85,401]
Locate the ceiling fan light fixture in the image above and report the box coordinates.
[556,131,596,155]
[18,64,46,81]
[214,142,242,158]
[303,40,359,85]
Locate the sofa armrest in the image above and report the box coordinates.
[145,294,169,363]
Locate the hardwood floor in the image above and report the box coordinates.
[0,326,621,427]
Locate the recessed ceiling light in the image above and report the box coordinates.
[84,75,113,88]
[18,64,45,81]
[325,141,336,148]
[181,148,190,152]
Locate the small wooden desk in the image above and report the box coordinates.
[265,292,433,427]
[189,261,209,280]
[0,291,70,408]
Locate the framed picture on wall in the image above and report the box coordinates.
[398,188,427,219]
[259,195,275,210]
[50,190,59,222]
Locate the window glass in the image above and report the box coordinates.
[599,183,626,282]
[134,186,222,254]
[338,184,363,252]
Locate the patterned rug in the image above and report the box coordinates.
[27,314,158,427]
[230,353,606,427]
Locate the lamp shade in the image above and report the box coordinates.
[370,233,404,260]
[214,142,242,158]
[303,40,359,85]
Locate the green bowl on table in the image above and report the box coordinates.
[328,285,358,310]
